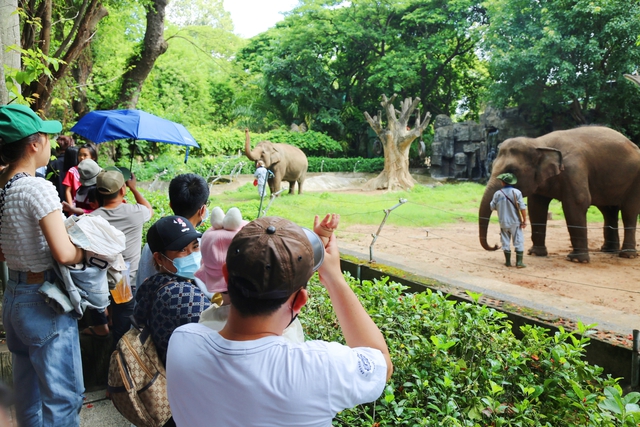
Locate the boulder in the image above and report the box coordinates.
[433,114,453,128]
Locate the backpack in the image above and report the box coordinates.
[107,321,172,427]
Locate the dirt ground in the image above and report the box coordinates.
[210,173,640,321]
[340,220,640,317]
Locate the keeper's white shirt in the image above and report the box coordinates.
[166,323,387,427]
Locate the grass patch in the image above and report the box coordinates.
[139,178,609,237]
[209,182,488,228]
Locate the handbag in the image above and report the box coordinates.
[107,316,172,427]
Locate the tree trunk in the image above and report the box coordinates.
[363,94,431,191]
[24,0,108,113]
[0,0,20,104]
[114,0,168,109]
[72,47,93,117]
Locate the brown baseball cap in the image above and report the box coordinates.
[96,169,125,195]
[226,216,324,299]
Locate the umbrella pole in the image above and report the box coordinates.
[129,140,136,171]
[258,186,266,218]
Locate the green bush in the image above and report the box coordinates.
[307,156,384,173]
[261,129,345,156]
[189,127,345,157]
[301,276,639,426]
[132,153,254,183]
[131,153,384,181]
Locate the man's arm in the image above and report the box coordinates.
[126,172,154,219]
[520,209,527,228]
[318,234,393,380]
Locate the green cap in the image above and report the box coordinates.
[497,173,517,185]
[0,104,62,144]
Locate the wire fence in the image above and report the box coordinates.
[272,190,640,296]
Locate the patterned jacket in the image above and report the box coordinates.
[134,272,211,365]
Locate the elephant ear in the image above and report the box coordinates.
[270,145,282,164]
[535,147,564,183]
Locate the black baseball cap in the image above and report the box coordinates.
[147,216,202,253]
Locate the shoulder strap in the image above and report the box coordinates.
[500,188,523,223]
[0,172,30,230]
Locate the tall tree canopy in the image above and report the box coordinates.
[482,0,640,139]
[236,0,487,154]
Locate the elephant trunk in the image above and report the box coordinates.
[244,132,261,161]
[479,178,500,251]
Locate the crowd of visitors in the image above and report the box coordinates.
[0,104,393,427]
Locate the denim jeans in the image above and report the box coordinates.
[3,276,84,427]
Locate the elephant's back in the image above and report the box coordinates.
[277,143,308,180]
[543,126,639,153]
[551,127,640,202]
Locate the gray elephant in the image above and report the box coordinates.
[479,126,640,262]
[244,129,308,195]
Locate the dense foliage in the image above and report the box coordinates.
[7,0,640,157]
[301,276,640,426]
[482,0,640,140]
[236,0,487,151]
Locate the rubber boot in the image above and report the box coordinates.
[516,251,526,268]
[503,250,511,267]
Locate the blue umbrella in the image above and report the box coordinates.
[70,109,199,166]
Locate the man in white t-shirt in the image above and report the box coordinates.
[166,216,393,427]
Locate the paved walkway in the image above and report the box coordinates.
[80,390,129,426]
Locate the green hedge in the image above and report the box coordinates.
[131,154,384,182]
[307,156,384,173]
[301,276,638,426]
[189,127,345,157]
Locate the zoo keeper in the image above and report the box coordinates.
[490,172,527,268]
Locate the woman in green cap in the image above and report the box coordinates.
[0,104,85,427]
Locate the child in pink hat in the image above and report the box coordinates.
[195,207,248,296]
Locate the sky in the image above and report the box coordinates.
[223,0,299,38]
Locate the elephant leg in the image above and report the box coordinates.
[288,181,295,194]
[527,194,551,257]
[620,208,638,258]
[597,206,620,253]
[297,180,303,194]
[562,200,590,263]
[270,176,281,196]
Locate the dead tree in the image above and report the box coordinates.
[364,94,431,191]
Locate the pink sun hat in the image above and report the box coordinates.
[195,207,248,293]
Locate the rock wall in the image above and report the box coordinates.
[430,106,544,179]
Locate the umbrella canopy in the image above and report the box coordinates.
[71,109,198,147]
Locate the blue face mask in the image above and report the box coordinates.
[197,207,209,227]
[168,252,202,280]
